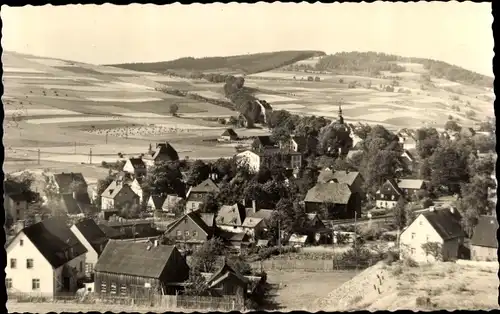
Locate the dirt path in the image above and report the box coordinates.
[265,270,359,311]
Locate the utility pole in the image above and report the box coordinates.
[277,218,281,255]
[74,142,77,155]
[105,131,108,145]
[126,125,128,139]
[37,149,40,165]
[89,148,92,165]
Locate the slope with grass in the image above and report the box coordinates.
[314,260,499,311]
[109,50,326,74]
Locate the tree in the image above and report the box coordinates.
[360,150,402,197]
[392,197,408,231]
[186,160,210,186]
[185,269,209,296]
[416,127,440,159]
[472,134,496,153]
[199,192,219,214]
[428,143,469,195]
[169,103,179,116]
[190,237,226,273]
[468,153,495,178]
[421,242,443,261]
[171,198,186,217]
[143,161,185,197]
[119,202,141,219]
[444,120,461,132]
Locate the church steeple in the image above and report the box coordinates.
[338,105,344,124]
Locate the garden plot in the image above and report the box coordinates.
[26,116,117,125]
[4,108,82,116]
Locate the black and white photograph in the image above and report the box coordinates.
[2,2,497,312]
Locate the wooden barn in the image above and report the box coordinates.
[94,240,189,298]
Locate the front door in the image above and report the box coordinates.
[63,276,71,291]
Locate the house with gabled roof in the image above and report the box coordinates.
[100,183,140,217]
[164,211,215,250]
[70,218,110,277]
[304,181,360,219]
[280,135,319,155]
[6,217,88,296]
[3,190,29,223]
[52,172,92,207]
[161,194,184,215]
[470,215,498,261]
[400,149,417,172]
[219,128,239,142]
[94,240,189,297]
[123,157,147,178]
[235,149,302,173]
[397,178,426,198]
[216,203,247,234]
[146,194,167,211]
[151,142,179,165]
[185,178,220,213]
[251,136,277,152]
[317,169,365,196]
[375,179,404,209]
[204,261,249,302]
[399,207,465,263]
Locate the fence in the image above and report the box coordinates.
[249,258,374,272]
[8,291,243,311]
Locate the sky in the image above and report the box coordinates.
[1,2,493,76]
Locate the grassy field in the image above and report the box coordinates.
[3,50,494,175]
[314,260,499,311]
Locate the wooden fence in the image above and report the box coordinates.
[249,258,374,272]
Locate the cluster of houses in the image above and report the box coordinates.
[5,216,262,304]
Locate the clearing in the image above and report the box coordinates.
[314,260,499,311]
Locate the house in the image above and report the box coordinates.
[400,150,416,172]
[241,217,266,240]
[100,183,140,215]
[151,142,179,165]
[99,219,162,240]
[97,223,124,239]
[56,194,88,216]
[304,182,360,219]
[185,178,220,213]
[219,231,252,253]
[216,203,247,234]
[402,136,417,151]
[399,207,465,263]
[164,211,215,250]
[204,261,248,303]
[123,157,147,178]
[161,194,184,214]
[6,218,87,296]
[251,136,277,152]
[375,179,404,209]
[53,172,91,204]
[470,216,498,261]
[397,179,426,199]
[146,194,167,211]
[94,240,189,297]
[280,136,319,155]
[317,170,365,197]
[219,128,239,142]
[70,218,110,278]
[4,192,29,223]
[235,149,302,173]
[288,234,308,248]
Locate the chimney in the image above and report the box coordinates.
[429,206,435,212]
[154,239,159,247]
[72,191,77,199]
[252,200,257,214]
[450,207,454,214]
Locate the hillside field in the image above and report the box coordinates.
[2,50,494,171]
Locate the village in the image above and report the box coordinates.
[4,102,498,311]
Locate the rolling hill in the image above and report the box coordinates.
[108,50,326,75]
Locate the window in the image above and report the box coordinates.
[419,220,423,226]
[184,231,190,238]
[110,283,117,295]
[85,263,93,274]
[101,282,107,293]
[120,284,127,296]
[32,279,40,290]
[176,230,182,239]
[10,258,17,269]
[16,201,20,206]
[410,248,416,255]
[26,259,34,269]
[380,194,384,198]
[5,278,12,289]
[411,233,416,240]
[191,202,197,209]
[426,235,430,242]
[20,239,24,246]
[193,231,198,238]
[80,261,83,272]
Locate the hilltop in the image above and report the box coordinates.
[314,260,499,311]
[108,50,326,75]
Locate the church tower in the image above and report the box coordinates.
[338,105,344,125]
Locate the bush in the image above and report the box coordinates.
[415,296,432,308]
[421,198,434,208]
[392,265,403,276]
[384,250,399,265]
[380,232,397,242]
[403,257,418,268]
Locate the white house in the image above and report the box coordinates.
[236,150,263,172]
[235,149,302,173]
[399,208,465,263]
[6,218,87,297]
[70,218,109,278]
[123,157,147,178]
[216,203,247,234]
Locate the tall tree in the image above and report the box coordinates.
[186,160,210,187]
[428,143,469,195]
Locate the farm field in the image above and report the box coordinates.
[3,50,494,173]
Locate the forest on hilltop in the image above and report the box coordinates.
[110,50,325,74]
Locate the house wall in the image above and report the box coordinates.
[212,274,246,301]
[70,225,99,276]
[399,214,461,263]
[6,232,55,295]
[101,196,115,211]
[4,197,29,222]
[130,180,144,204]
[403,143,417,150]
[95,272,161,298]
[471,245,498,261]
[236,151,261,172]
[219,224,246,234]
[123,161,147,178]
[161,249,190,289]
[114,189,140,209]
[375,200,398,209]
[165,216,210,244]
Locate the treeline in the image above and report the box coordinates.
[314,51,493,87]
[110,51,325,75]
[155,87,236,111]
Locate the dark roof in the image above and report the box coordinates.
[304,182,352,204]
[253,136,275,148]
[53,172,88,193]
[5,193,28,202]
[291,136,308,152]
[221,128,238,137]
[207,262,248,288]
[421,209,465,240]
[199,213,215,228]
[189,178,220,194]
[248,209,275,221]
[378,179,404,196]
[397,179,425,190]
[128,157,146,169]
[150,194,167,210]
[60,194,84,215]
[94,240,176,278]
[73,219,109,255]
[165,211,212,236]
[97,223,124,239]
[471,216,498,248]
[21,217,88,268]
[216,203,246,226]
[152,142,179,161]
[401,150,415,161]
[219,231,251,242]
